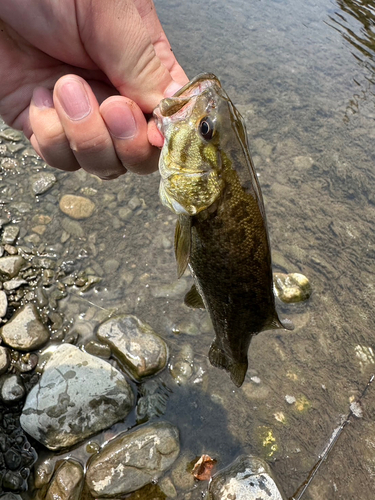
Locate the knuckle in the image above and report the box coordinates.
[69,134,111,156]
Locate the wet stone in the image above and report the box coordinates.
[0,129,23,142]
[20,344,134,450]
[45,460,84,500]
[0,494,23,499]
[0,256,25,278]
[30,172,57,195]
[273,272,311,303]
[0,290,8,317]
[3,279,27,291]
[1,159,18,171]
[84,340,111,358]
[0,303,49,351]
[85,421,180,497]
[0,374,25,404]
[0,346,10,374]
[59,194,96,219]
[207,455,286,500]
[61,218,84,238]
[97,314,169,381]
[118,206,132,221]
[2,226,19,246]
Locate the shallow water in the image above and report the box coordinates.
[2,0,375,498]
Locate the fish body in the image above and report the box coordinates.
[154,74,292,387]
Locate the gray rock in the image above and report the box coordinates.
[31,172,57,195]
[0,288,7,318]
[0,374,25,403]
[118,207,132,221]
[45,460,84,500]
[86,421,180,497]
[59,195,95,219]
[0,346,10,374]
[2,226,19,245]
[0,303,49,351]
[207,455,286,500]
[97,315,169,381]
[0,256,25,278]
[20,344,134,450]
[61,218,84,238]
[0,129,23,142]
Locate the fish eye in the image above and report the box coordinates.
[198,116,215,140]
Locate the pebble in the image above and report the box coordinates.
[0,346,10,375]
[0,374,25,403]
[59,194,96,219]
[273,272,311,303]
[103,258,120,274]
[0,256,25,278]
[97,314,169,381]
[3,279,28,291]
[20,344,134,450]
[1,158,18,171]
[85,421,180,497]
[0,129,23,141]
[2,226,19,246]
[118,207,133,221]
[0,303,50,351]
[151,278,188,298]
[285,395,296,404]
[44,460,84,500]
[0,290,8,317]
[128,195,142,210]
[84,340,111,358]
[61,218,84,238]
[207,455,286,500]
[30,172,57,195]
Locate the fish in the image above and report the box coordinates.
[153,73,293,387]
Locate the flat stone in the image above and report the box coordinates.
[208,455,286,500]
[85,421,180,497]
[20,344,134,450]
[0,129,23,142]
[273,273,311,303]
[3,279,28,291]
[31,172,57,195]
[0,303,49,351]
[45,460,84,500]
[61,218,84,238]
[59,195,95,219]
[0,256,25,278]
[97,315,169,381]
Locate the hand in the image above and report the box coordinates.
[0,0,188,178]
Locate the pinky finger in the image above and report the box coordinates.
[29,87,80,172]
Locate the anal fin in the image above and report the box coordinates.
[184,284,205,309]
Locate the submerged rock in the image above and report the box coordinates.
[59,195,95,219]
[20,344,134,450]
[97,315,169,381]
[273,272,311,303]
[45,460,84,500]
[85,421,180,497]
[31,172,57,195]
[0,256,25,278]
[207,455,286,500]
[0,303,49,351]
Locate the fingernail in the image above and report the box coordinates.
[58,79,91,120]
[32,87,54,109]
[164,81,183,98]
[104,104,137,140]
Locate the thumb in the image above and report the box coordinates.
[77,0,188,113]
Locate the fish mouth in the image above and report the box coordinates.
[153,73,221,131]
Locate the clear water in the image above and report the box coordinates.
[2,0,375,498]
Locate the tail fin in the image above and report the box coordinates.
[208,341,248,387]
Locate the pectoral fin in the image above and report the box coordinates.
[184,284,205,309]
[174,215,191,278]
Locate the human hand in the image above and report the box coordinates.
[0,0,188,178]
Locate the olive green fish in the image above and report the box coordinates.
[153,74,293,387]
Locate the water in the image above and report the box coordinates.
[2,0,375,498]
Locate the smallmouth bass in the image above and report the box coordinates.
[153,74,293,387]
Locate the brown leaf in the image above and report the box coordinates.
[192,454,217,481]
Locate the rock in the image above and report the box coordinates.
[128,195,141,210]
[31,172,57,195]
[3,279,28,291]
[0,346,10,374]
[0,129,23,142]
[2,226,19,245]
[0,494,23,499]
[136,379,169,423]
[207,455,286,500]
[151,279,188,298]
[273,272,311,303]
[118,207,132,221]
[20,344,134,450]
[97,315,169,381]
[0,256,25,278]
[0,374,25,403]
[45,460,84,500]
[85,421,180,497]
[61,218,84,238]
[59,195,95,219]
[84,340,111,358]
[0,303,49,351]
[103,258,120,274]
